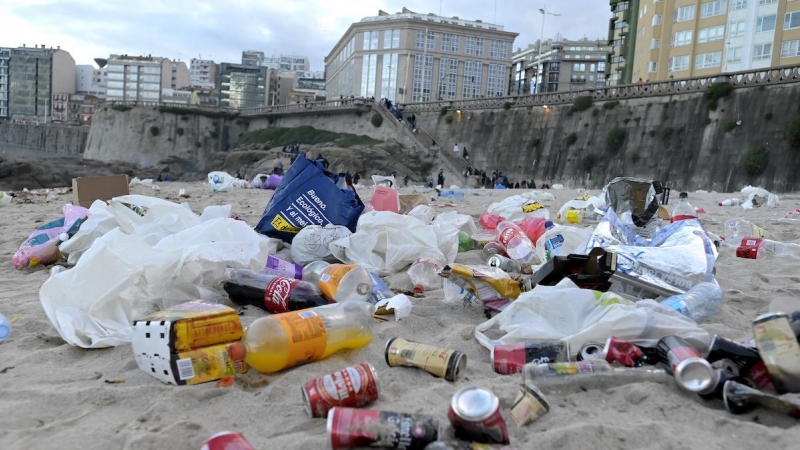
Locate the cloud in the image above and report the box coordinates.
[0,0,610,68]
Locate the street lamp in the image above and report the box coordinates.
[537,7,561,94]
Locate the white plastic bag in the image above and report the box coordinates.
[474,279,711,356]
[208,171,236,192]
[740,186,779,209]
[330,211,459,276]
[534,225,594,262]
[557,196,606,221]
[407,205,436,224]
[486,191,553,221]
[433,211,478,236]
[290,224,353,265]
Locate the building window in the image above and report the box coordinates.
[598,61,606,72]
[614,20,628,29]
[438,58,458,99]
[695,51,722,69]
[758,0,777,4]
[785,12,800,30]
[753,43,772,60]
[727,46,743,63]
[412,54,433,102]
[781,40,800,58]
[489,40,509,59]
[380,53,398,99]
[572,63,586,71]
[675,5,695,23]
[441,34,460,53]
[652,14,662,26]
[730,21,746,37]
[487,64,506,97]
[650,38,660,50]
[462,61,482,99]
[383,30,401,49]
[672,30,693,47]
[363,31,379,50]
[647,61,658,72]
[466,37,484,56]
[732,0,747,9]
[360,54,377,97]
[698,25,725,43]
[756,15,777,32]
[701,0,727,18]
[669,55,690,71]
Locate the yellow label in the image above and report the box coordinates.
[318,264,355,301]
[752,224,766,238]
[271,213,301,233]
[139,300,243,352]
[443,264,522,300]
[565,209,582,224]
[521,202,544,213]
[386,338,453,378]
[276,310,328,369]
[510,384,550,426]
[176,343,247,386]
[575,194,592,201]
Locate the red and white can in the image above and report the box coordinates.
[447,386,509,445]
[736,237,765,259]
[302,361,379,418]
[327,407,439,449]
[200,431,254,450]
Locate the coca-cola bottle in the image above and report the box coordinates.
[671,192,698,223]
[223,269,332,314]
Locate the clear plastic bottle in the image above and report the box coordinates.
[761,239,800,260]
[442,279,477,306]
[522,360,669,392]
[542,221,565,262]
[718,198,741,207]
[301,262,375,303]
[482,241,507,258]
[407,248,447,293]
[725,218,766,241]
[0,313,10,342]
[496,221,537,264]
[659,282,724,321]
[237,301,374,373]
[671,192,698,223]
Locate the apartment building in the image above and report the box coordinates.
[216,63,269,108]
[325,7,518,103]
[241,50,265,66]
[0,47,9,119]
[105,54,171,102]
[512,37,610,94]
[611,0,800,84]
[8,46,76,121]
[75,64,107,98]
[190,58,216,88]
[170,61,190,89]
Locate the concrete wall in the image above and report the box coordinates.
[0,123,87,155]
[414,84,800,192]
[84,106,248,168]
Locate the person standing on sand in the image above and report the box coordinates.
[437,169,445,188]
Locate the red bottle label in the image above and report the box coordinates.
[264,276,301,313]
[671,214,697,223]
[498,227,520,247]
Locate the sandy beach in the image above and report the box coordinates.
[1,181,799,450]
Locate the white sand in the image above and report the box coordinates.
[1,182,800,450]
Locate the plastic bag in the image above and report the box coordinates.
[369,175,400,213]
[557,195,606,221]
[433,211,477,236]
[479,212,505,230]
[290,224,353,265]
[438,264,521,310]
[329,211,459,276]
[740,186,779,209]
[486,192,552,222]
[534,224,593,262]
[255,156,364,242]
[407,205,436,224]
[12,204,88,269]
[474,279,712,357]
[208,171,237,192]
[514,217,548,246]
[263,174,283,190]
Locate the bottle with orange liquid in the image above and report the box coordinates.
[233,301,374,373]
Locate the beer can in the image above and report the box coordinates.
[753,312,800,393]
[696,369,750,400]
[578,342,604,361]
[487,255,522,274]
[704,334,776,392]
[327,407,438,450]
[601,336,648,367]
[509,383,550,426]
[447,386,510,445]
[655,335,715,393]
[491,342,570,375]
[385,337,466,382]
[201,431,254,450]
[302,361,379,418]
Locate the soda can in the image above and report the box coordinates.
[601,336,648,367]
[327,407,438,450]
[509,383,550,426]
[201,431,254,450]
[385,337,466,382]
[482,242,507,258]
[301,361,379,418]
[655,335,715,393]
[578,342,604,361]
[491,342,570,375]
[447,386,510,445]
[753,312,800,393]
[487,255,522,274]
[696,369,751,400]
[704,334,776,392]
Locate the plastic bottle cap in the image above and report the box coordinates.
[413,285,424,294]
[227,342,247,361]
[0,324,9,340]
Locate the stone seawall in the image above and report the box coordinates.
[0,123,87,156]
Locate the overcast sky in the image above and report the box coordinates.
[0,0,610,70]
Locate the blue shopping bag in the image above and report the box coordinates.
[255,156,364,242]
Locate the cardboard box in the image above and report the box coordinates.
[72,174,130,208]
[134,341,247,386]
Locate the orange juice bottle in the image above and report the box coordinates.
[238,301,374,373]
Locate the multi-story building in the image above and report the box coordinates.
[0,47,10,119]
[216,63,269,108]
[170,60,190,89]
[75,64,107,98]
[325,7,518,103]
[190,58,217,88]
[511,37,610,94]
[510,42,545,95]
[608,0,638,85]
[8,46,75,121]
[79,95,100,125]
[105,54,171,102]
[612,0,800,84]
[263,54,311,72]
[241,50,265,66]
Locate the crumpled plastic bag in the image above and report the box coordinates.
[208,171,237,192]
[486,191,552,221]
[479,212,505,230]
[534,224,594,262]
[475,278,712,356]
[40,214,270,348]
[433,211,477,236]
[557,195,606,221]
[13,204,88,269]
[374,294,413,321]
[586,207,717,293]
[740,186,779,209]
[290,224,353,265]
[250,173,270,188]
[330,211,459,276]
[407,205,436,224]
[439,264,521,310]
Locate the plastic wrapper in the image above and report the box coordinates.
[12,204,88,269]
[208,171,237,192]
[479,212,505,230]
[407,205,436,224]
[586,208,718,293]
[329,211,459,276]
[740,186,779,209]
[557,195,606,221]
[290,224,353,265]
[474,278,711,357]
[515,217,549,246]
[486,191,554,222]
[534,224,594,263]
[433,211,478,236]
[438,264,521,310]
[373,294,413,321]
[368,175,400,213]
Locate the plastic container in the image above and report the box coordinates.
[0,313,11,342]
[736,238,800,260]
[671,192,697,223]
[659,282,724,321]
[521,360,669,393]
[302,262,375,303]
[725,218,766,241]
[457,231,477,252]
[239,302,374,373]
[439,189,465,200]
[496,221,536,264]
[718,198,741,207]
[443,279,477,307]
[407,249,447,294]
[542,221,565,261]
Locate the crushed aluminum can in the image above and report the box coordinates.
[510,383,550,426]
[601,336,648,367]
